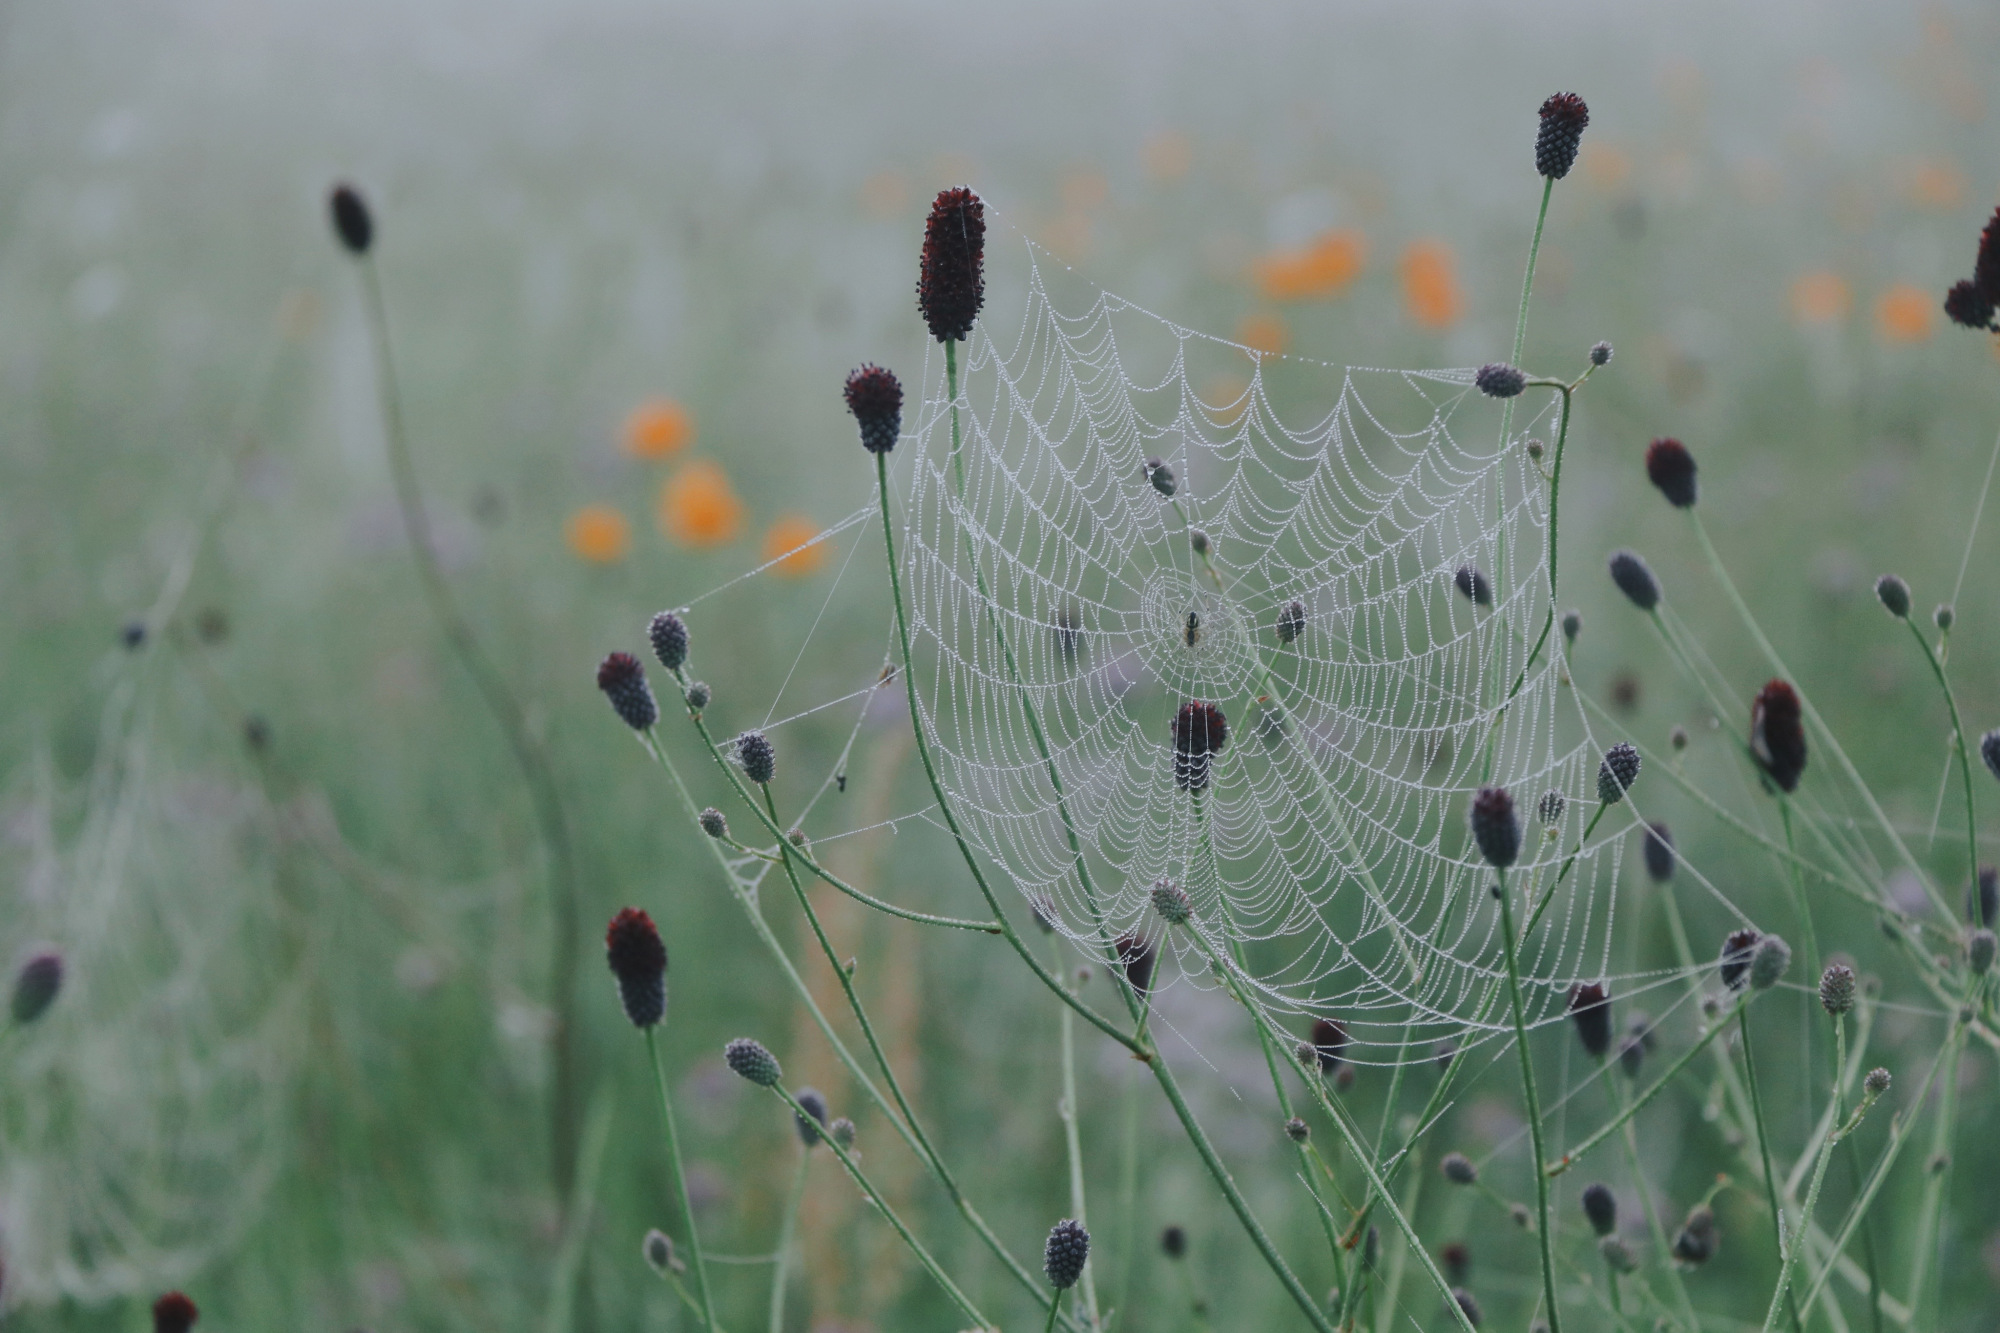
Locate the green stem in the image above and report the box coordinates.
[1495,872,1562,1332]
[686,724,996,933]
[767,1151,810,1333]
[769,1084,993,1329]
[1043,1289,1064,1333]
[873,442,1346,1328]
[1780,802,1820,983]
[1798,1017,1965,1315]
[1549,990,1751,1175]
[1524,802,1608,940]
[1689,511,1953,924]
[1904,617,1980,888]
[354,255,582,1204]
[647,1030,720,1332]
[1761,1021,1853,1333]
[871,449,1145,1051]
[1902,983,1970,1325]
[637,731,1080,1332]
[1145,1049,1342,1333]
[1054,965,1103,1331]
[1739,1008,1804,1333]
[1614,1077,1702,1331]
[1188,930,1474,1333]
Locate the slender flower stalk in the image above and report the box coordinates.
[634,729,1083,1332]
[1798,1019,1965,1314]
[766,1150,810,1333]
[1738,1007,1803,1333]
[647,1029,720,1331]
[1548,989,1752,1175]
[1903,982,1972,1325]
[340,201,583,1206]
[1181,927,1476,1333]
[1047,944,1104,1332]
[1493,871,1563,1332]
[1687,511,1953,922]
[766,1083,994,1329]
[869,436,1358,1328]
[1900,616,1980,886]
[1760,1014,1881,1333]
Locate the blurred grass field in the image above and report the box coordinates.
[5,1,2000,1328]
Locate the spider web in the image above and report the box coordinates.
[883,224,1663,1063]
[676,211,1746,1071]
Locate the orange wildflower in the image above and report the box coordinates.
[1790,271,1850,326]
[1906,158,1965,211]
[1874,284,1934,344]
[762,515,828,577]
[1253,229,1367,302]
[658,460,744,548]
[623,398,695,460]
[565,505,631,564]
[1400,241,1463,330]
[1236,312,1289,356]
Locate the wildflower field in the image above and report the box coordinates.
[8,2,2000,1330]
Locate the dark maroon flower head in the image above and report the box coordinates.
[606,907,669,1028]
[1309,1016,1349,1072]
[1536,93,1590,179]
[1567,981,1613,1058]
[11,949,63,1024]
[1974,205,2000,300]
[918,186,986,342]
[1469,786,1521,869]
[844,364,904,454]
[597,651,659,730]
[1641,822,1676,883]
[328,184,373,255]
[1644,437,1698,508]
[1171,701,1229,791]
[1719,928,1762,990]
[1944,280,1997,332]
[1749,679,1807,793]
[1440,1240,1471,1285]
[153,1292,199,1333]
[1115,930,1159,998]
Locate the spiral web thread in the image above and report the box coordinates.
[880,229,1692,1065]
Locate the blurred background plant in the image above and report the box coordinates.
[4,0,2000,1329]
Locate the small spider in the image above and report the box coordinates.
[1184,610,1202,649]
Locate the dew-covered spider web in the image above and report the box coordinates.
[696,213,1730,1070]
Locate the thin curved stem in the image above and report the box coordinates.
[648,1030,720,1332]
[872,448,1144,1051]
[1688,511,1953,923]
[1739,1007,1803,1333]
[353,256,583,1203]
[1613,1076,1702,1331]
[768,1084,993,1329]
[1187,927,1474,1333]
[767,1151,809,1333]
[1495,871,1562,1332]
[1548,990,1750,1175]
[1798,1016,1965,1315]
[635,730,1083,1332]
[1053,976,1103,1332]
[684,717,997,933]
[1902,980,1972,1326]
[1903,617,1979,888]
